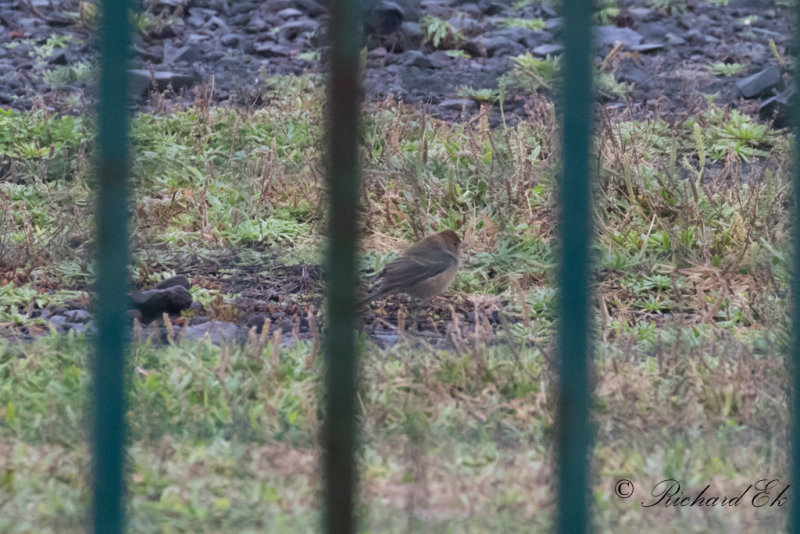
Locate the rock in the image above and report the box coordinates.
[182,320,242,344]
[448,14,484,36]
[544,17,562,32]
[221,34,242,48]
[630,43,663,53]
[400,21,423,45]
[628,7,654,19]
[254,42,292,57]
[618,58,649,85]
[277,8,303,19]
[665,32,686,45]
[533,43,563,56]
[296,0,326,17]
[129,285,193,323]
[758,83,795,128]
[480,35,521,57]
[165,44,204,65]
[207,16,230,32]
[402,50,432,68]
[129,69,195,95]
[594,26,644,49]
[478,0,506,16]
[48,51,69,65]
[737,65,781,98]
[64,309,90,323]
[279,18,319,41]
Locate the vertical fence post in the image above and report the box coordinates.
[92,0,131,532]
[556,0,594,532]
[791,2,800,531]
[322,0,362,532]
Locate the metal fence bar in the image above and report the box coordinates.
[791,2,800,531]
[556,0,595,532]
[92,0,132,532]
[322,0,362,532]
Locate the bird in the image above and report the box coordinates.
[359,229,461,306]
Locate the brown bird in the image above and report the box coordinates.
[360,229,461,306]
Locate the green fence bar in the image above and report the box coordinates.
[556,0,595,532]
[322,0,362,532]
[791,2,800,531]
[92,0,132,532]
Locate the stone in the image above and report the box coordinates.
[279,19,319,41]
[277,8,303,19]
[737,65,781,98]
[221,34,242,48]
[165,44,203,65]
[254,42,292,57]
[403,50,432,68]
[64,309,90,323]
[544,17,562,31]
[758,84,795,128]
[533,44,563,56]
[401,21,423,44]
[630,43,663,53]
[182,320,242,344]
[594,26,644,48]
[129,69,195,95]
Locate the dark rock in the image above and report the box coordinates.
[427,50,453,68]
[618,58,649,85]
[296,0,326,17]
[129,69,195,95]
[254,42,292,57]
[165,44,204,64]
[478,0,506,16]
[758,83,795,128]
[480,35,521,57]
[400,21,423,45]
[448,14,484,36]
[403,50,432,68]
[48,51,69,65]
[594,26,644,49]
[129,285,193,323]
[207,16,230,32]
[279,19,319,41]
[221,34,242,48]
[737,65,781,98]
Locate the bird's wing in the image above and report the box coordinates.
[379,248,457,290]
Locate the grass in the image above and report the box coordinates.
[0,72,794,531]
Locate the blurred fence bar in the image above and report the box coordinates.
[792,3,800,532]
[322,0,363,533]
[92,0,132,532]
[556,0,595,532]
